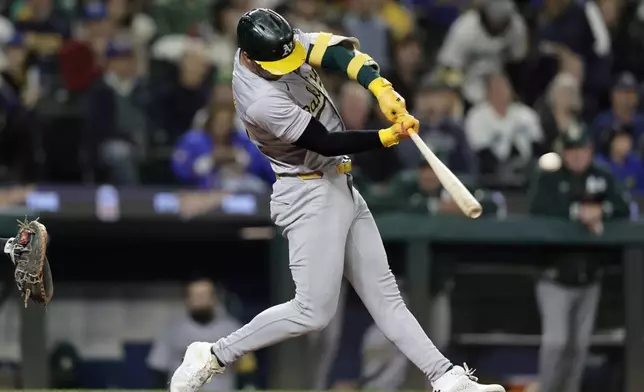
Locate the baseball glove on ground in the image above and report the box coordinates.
[5,219,53,307]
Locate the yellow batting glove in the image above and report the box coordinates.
[378,120,413,148]
[396,113,419,134]
[368,77,409,123]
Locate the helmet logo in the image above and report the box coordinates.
[283,42,294,57]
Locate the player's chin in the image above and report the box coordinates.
[259,69,284,80]
[266,73,284,81]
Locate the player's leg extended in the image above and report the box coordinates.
[536,279,574,392]
[342,194,450,380]
[214,176,355,359]
[171,173,354,392]
[343,191,504,392]
[563,283,600,392]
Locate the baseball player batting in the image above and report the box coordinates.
[171,9,504,392]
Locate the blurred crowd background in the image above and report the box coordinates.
[0,0,643,391]
[2,0,644,195]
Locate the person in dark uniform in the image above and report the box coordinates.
[528,124,630,392]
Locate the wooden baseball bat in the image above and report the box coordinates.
[409,132,482,219]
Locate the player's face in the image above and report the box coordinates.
[242,52,284,80]
[256,65,283,80]
[255,64,284,80]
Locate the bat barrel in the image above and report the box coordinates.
[408,132,483,219]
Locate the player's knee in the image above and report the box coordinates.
[307,310,334,331]
[292,298,336,332]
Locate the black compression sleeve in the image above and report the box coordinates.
[293,116,384,157]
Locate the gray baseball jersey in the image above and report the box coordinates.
[232,31,352,174]
[211,30,454,386]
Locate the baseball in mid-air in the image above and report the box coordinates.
[538,152,562,172]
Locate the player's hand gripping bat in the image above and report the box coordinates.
[408,132,482,219]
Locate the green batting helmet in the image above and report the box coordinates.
[237,8,306,75]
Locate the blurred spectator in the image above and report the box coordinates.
[9,0,72,87]
[344,82,400,184]
[383,33,423,114]
[465,72,543,183]
[58,38,102,93]
[392,161,464,216]
[1,32,31,104]
[403,0,466,28]
[151,37,213,145]
[342,0,392,74]
[57,2,112,94]
[0,12,14,41]
[595,125,644,195]
[528,127,629,392]
[0,0,641,193]
[0,14,16,69]
[375,0,415,42]
[106,0,156,76]
[107,0,129,27]
[150,0,212,37]
[171,102,274,192]
[84,38,148,184]
[205,0,240,83]
[410,0,474,63]
[592,72,644,155]
[397,77,476,179]
[284,0,330,33]
[435,0,528,105]
[76,1,114,66]
[148,276,256,390]
[598,0,623,32]
[533,0,611,118]
[536,72,582,150]
[0,33,35,183]
[611,0,644,80]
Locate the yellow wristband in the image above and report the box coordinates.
[378,128,399,148]
[347,52,372,80]
[368,77,392,98]
[308,32,332,67]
